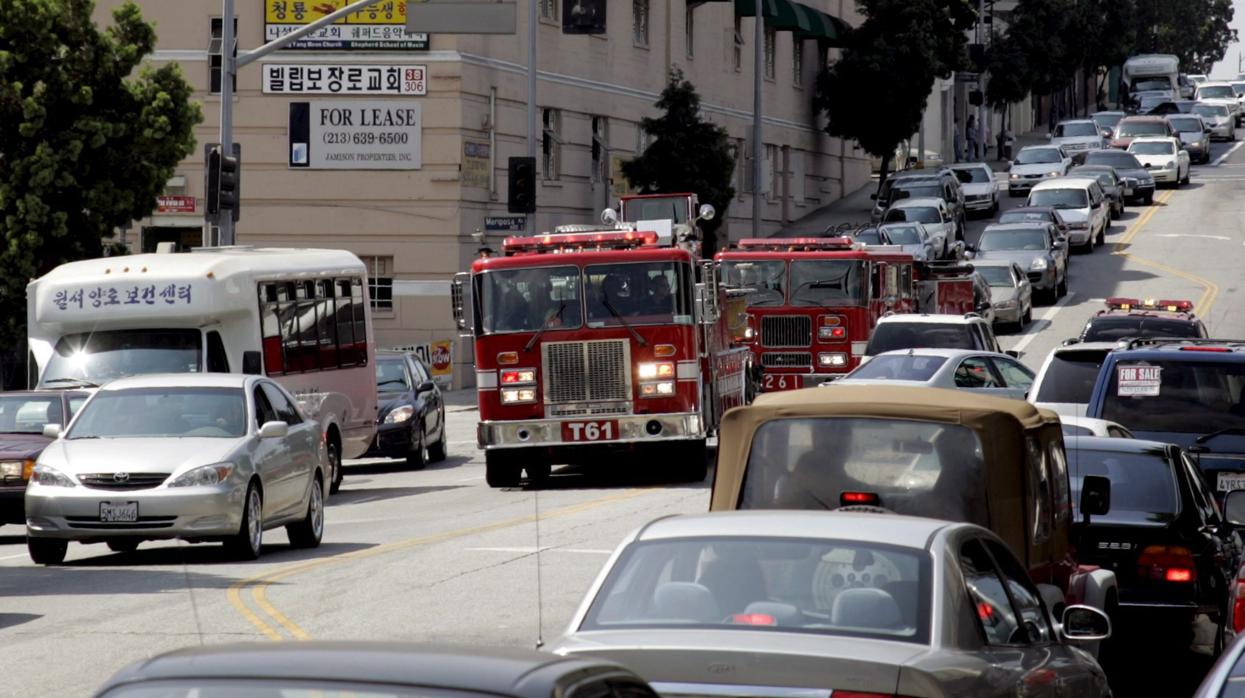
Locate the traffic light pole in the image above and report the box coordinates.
[752,6,763,238]
[526,0,537,235]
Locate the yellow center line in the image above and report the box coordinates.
[1110,188,1220,316]
[228,486,654,640]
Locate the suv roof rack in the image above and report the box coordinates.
[1119,337,1245,351]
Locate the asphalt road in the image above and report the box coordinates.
[1,139,1244,697]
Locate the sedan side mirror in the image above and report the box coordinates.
[869,193,878,200]
[42,423,62,439]
[1224,489,1245,526]
[1080,474,1111,520]
[1061,605,1112,642]
[416,380,436,394]
[259,421,289,439]
[1005,350,1021,359]
[1053,240,1065,249]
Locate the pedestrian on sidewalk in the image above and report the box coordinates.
[966,114,979,161]
[953,117,963,163]
[982,119,993,160]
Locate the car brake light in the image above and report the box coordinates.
[840,491,880,506]
[1137,544,1196,582]
[1180,346,1230,352]
[1233,581,1245,633]
[730,613,776,626]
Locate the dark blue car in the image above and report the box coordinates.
[365,351,447,468]
[1086,338,1245,502]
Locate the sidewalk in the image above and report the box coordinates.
[773,129,1050,236]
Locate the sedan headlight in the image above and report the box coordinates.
[0,460,27,479]
[1166,160,1177,169]
[1010,173,1021,180]
[169,463,234,488]
[1030,258,1049,271]
[384,404,415,424]
[29,464,76,488]
[1047,171,1061,177]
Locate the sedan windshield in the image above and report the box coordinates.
[1028,189,1088,209]
[375,359,411,391]
[975,266,1016,287]
[1198,86,1236,99]
[891,184,943,200]
[1130,141,1176,155]
[978,230,1049,251]
[1193,104,1230,118]
[69,387,247,439]
[789,260,863,307]
[952,166,992,183]
[41,329,202,387]
[884,207,941,225]
[881,225,922,244]
[0,396,63,434]
[586,262,689,326]
[721,260,785,307]
[855,229,883,245]
[1168,117,1204,133]
[1058,123,1100,137]
[478,266,583,334]
[1085,151,1144,169]
[850,354,947,381]
[1101,360,1245,434]
[1015,148,1061,164]
[1117,121,1168,137]
[583,535,928,642]
[999,210,1057,225]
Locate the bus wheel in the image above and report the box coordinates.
[485,450,522,488]
[327,441,343,494]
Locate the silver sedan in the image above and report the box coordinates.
[972,260,1033,331]
[551,511,1112,698]
[24,373,327,564]
[832,348,1035,400]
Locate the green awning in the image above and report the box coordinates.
[734,0,812,34]
[793,6,850,46]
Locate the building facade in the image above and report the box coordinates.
[93,0,866,385]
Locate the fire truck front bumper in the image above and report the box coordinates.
[477,413,703,450]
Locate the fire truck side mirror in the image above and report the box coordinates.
[696,203,716,222]
[601,208,620,225]
[451,272,474,335]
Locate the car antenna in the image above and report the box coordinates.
[533,484,545,649]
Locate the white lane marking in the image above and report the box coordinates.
[1010,292,1077,355]
[1213,141,1244,166]
[1155,234,1232,241]
[465,546,612,554]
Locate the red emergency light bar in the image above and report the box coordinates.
[1105,297,1194,313]
[736,237,859,251]
[503,230,659,254]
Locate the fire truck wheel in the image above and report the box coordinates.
[674,440,709,483]
[485,451,522,488]
[525,463,551,485]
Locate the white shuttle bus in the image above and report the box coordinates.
[26,247,378,493]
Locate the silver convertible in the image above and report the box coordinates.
[24,373,327,564]
[551,510,1112,698]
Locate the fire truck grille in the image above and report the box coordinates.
[762,352,813,368]
[543,339,631,404]
[761,315,812,347]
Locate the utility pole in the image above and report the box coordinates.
[526,0,538,235]
[752,4,764,237]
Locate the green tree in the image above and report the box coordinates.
[815,0,976,189]
[622,69,735,256]
[985,36,1031,119]
[0,0,201,347]
[1133,0,1237,74]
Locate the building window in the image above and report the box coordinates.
[360,255,394,312]
[209,18,238,94]
[633,0,649,46]
[733,16,743,72]
[542,108,562,180]
[793,40,803,86]
[685,4,695,58]
[764,26,776,80]
[540,0,558,21]
[591,116,608,182]
[764,143,778,197]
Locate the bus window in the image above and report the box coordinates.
[206,331,230,373]
[259,276,367,375]
[316,280,340,369]
[349,278,368,365]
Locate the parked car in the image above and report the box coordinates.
[1051,119,1107,153]
[1110,116,1177,149]
[1077,297,1207,342]
[93,644,660,698]
[1007,145,1073,196]
[1067,436,1241,651]
[881,197,955,257]
[24,373,329,564]
[1027,176,1111,250]
[1192,102,1236,141]
[1060,416,1134,438]
[1167,114,1213,164]
[1068,165,1128,218]
[833,348,1035,400]
[1029,342,1118,418]
[0,390,87,525]
[1091,110,1126,139]
[1083,149,1157,204]
[552,510,1113,698]
[972,260,1034,331]
[970,222,1068,303]
[365,350,447,468]
[947,162,999,217]
[863,313,1005,357]
[1127,136,1191,186]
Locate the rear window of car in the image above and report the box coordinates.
[850,354,948,381]
[1082,317,1201,343]
[582,535,930,643]
[866,323,978,355]
[1117,121,1168,137]
[1062,424,1094,437]
[1034,350,1109,404]
[1100,359,1245,434]
[1068,447,1179,515]
[1084,151,1143,169]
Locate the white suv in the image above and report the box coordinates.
[864,313,1005,358]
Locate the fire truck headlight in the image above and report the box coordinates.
[500,388,538,405]
[640,381,676,398]
[500,368,537,385]
[744,327,756,340]
[638,362,674,379]
[819,353,848,368]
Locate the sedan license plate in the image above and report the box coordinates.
[561,420,619,442]
[1217,473,1245,493]
[99,502,138,523]
[762,374,803,391]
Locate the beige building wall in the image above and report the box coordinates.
[93,0,866,385]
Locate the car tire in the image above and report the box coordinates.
[427,415,448,463]
[1181,168,1190,185]
[1057,275,1068,298]
[1096,225,1105,246]
[1022,306,1033,325]
[28,537,67,565]
[485,450,522,488]
[225,483,263,561]
[1144,192,1154,205]
[406,426,429,470]
[327,441,343,495]
[106,540,140,554]
[286,475,324,549]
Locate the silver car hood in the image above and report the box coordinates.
[976,250,1042,266]
[990,287,1019,303]
[1011,163,1061,176]
[552,629,923,688]
[42,437,241,475]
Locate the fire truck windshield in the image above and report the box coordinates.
[585,261,689,326]
[789,260,864,307]
[622,196,689,223]
[720,260,786,307]
[478,266,583,334]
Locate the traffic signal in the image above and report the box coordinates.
[508,156,536,214]
[205,143,242,221]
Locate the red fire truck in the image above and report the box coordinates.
[717,237,979,391]
[452,226,749,487]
